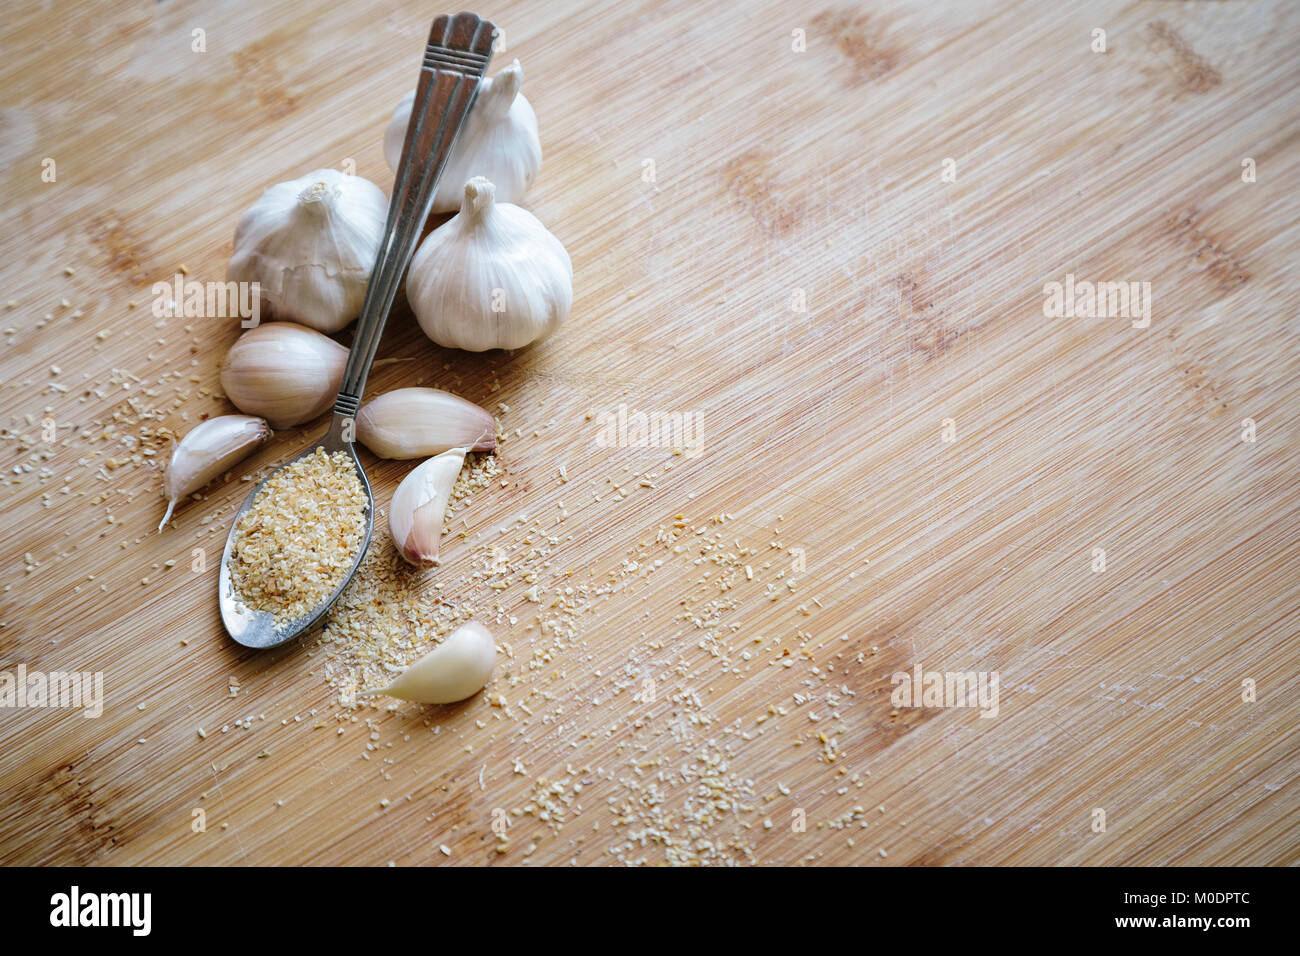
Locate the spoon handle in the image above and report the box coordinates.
[334,12,496,417]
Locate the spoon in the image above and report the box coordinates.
[220,12,497,649]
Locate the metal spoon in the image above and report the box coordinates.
[220,12,496,649]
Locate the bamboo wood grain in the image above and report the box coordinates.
[0,0,1295,865]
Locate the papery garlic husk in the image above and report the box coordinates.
[220,321,348,430]
[356,387,496,459]
[159,415,270,531]
[227,168,388,333]
[407,177,572,352]
[384,59,540,213]
[389,447,466,567]
[375,621,496,704]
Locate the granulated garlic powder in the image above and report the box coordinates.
[229,447,367,627]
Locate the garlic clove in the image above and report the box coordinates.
[220,321,348,430]
[374,621,496,704]
[226,168,388,333]
[406,177,573,352]
[383,59,541,214]
[159,415,270,531]
[355,387,496,459]
[389,447,466,567]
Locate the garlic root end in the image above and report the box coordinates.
[158,500,176,533]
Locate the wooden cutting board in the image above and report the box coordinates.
[1,0,1296,866]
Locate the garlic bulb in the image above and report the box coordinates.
[407,177,572,351]
[389,448,465,566]
[220,322,348,430]
[375,621,496,704]
[159,415,270,531]
[384,59,540,213]
[227,168,388,333]
[356,387,496,459]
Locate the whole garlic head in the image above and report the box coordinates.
[384,59,540,213]
[407,177,572,352]
[227,168,388,333]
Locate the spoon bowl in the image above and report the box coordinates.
[219,415,372,649]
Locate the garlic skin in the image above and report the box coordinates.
[227,168,388,333]
[159,415,270,531]
[220,322,348,430]
[384,59,540,213]
[356,387,496,459]
[376,621,496,704]
[407,177,572,352]
[389,448,465,566]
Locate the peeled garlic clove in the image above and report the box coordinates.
[226,168,388,333]
[376,621,496,704]
[159,415,270,531]
[356,387,496,459]
[389,448,466,566]
[384,59,540,214]
[220,321,348,430]
[407,177,572,352]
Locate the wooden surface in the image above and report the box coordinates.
[1,0,1297,866]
